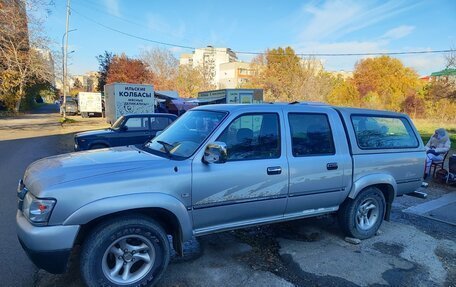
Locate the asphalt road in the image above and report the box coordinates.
[1,105,455,287]
[0,104,63,286]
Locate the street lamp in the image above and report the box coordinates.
[61,28,76,118]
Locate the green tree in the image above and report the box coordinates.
[96,51,113,91]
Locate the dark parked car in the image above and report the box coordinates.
[74,113,177,151]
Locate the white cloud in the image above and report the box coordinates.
[298,0,417,42]
[146,14,187,41]
[104,0,121,17]
[399,54,446,75]
[381,25,415,40]
[288,0,429,73]
[299,1,361,42]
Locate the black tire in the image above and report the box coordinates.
[338,187,385,239]
[80,215,170,287]
[90,144,108,150]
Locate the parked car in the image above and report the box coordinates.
[74,113,177,151]
[59,99,78,116]
[17,103,425,287]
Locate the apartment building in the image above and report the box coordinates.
[219,62,254,88]
[179,46,238,88]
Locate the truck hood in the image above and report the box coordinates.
[23,146,166,193]
[75,129,113,137]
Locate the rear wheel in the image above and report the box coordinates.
[338,187,385,239]
[80,215,170,287]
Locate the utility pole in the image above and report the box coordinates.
[63,0,71,118]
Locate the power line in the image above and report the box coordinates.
[70,8,195,50]
[77,0,146,28]
[76,0,197,45]
[242,50,455,57]
[70,7,455,57]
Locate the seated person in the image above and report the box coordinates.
[424,128,451,178]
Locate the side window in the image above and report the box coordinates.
[150,117,170,131]
[217,113,280,161]
[352,115,419,149]
[288,113,335,156]
[124,117,149,131]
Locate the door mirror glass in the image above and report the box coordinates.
[203,142,227,164]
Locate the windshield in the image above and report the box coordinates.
[111,116,125,129]
[145,110,227,159]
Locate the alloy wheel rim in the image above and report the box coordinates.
[355,198,379,231]
[102,234,156,285]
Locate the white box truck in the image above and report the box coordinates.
[104,83,154,124]
[78,92,103,118]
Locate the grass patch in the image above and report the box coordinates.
[59,117,77,124]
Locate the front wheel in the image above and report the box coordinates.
[80,215,170,287]
[338,187,385,239]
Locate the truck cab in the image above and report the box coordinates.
[17,103,425,287]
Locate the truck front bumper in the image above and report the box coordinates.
[16,211,80,274]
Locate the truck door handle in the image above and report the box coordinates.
[267,166,282,175]
[327,163,338,170]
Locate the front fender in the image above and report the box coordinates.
[62,193,193,241]
[349,173,397,199]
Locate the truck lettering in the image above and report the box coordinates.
[118,91,152,98]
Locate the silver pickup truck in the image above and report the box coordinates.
[16,103,425,287]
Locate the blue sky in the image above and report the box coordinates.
[44,0,456,76]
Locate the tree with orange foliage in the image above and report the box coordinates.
[353,56,422,112]
[106,54,153,85]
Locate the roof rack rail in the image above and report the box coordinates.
[289,101,329,106]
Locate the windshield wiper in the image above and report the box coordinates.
[156,140,173,157]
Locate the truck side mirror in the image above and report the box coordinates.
[121,125,128,131]
[203,142,228,164]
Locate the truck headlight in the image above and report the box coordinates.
[22,193,56,225]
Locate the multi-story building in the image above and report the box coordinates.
[179,53,193,66]
[219,62,254,88]
[180,46,238,88]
